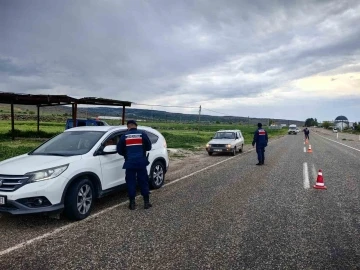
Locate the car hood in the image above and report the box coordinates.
[208,139,235,145]
[0,154,82,175]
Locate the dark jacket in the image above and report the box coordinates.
[117,128,152,169]
[252,128,268,148]
[304,128,310,135]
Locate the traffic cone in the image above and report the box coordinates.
[313,169,327,189]
[305,139,309,144]
[307,145,312,153]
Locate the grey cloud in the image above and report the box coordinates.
[1,0,360,119]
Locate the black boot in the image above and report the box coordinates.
[129,198,136,210]
[144,195,152,209]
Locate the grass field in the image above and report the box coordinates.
[0,120,287,161]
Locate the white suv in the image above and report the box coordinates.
[0,126,169,220]
[206,130,244,156]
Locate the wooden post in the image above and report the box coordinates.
[37,105,40,133]
[197,105,201,134]
[72,103,78,127]
[11,103,15,140]
[122,106,125,125]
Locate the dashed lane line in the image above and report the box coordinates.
[303,162,310,189]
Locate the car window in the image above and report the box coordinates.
[77,120,87,127]
[142,130,159,144]
[31,131,106,156]
[214,132,235,139]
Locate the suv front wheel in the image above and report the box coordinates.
[64,178,94,220]
[149,161,165,189]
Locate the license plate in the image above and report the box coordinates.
[0,196,5,205]
[214,149,222,152]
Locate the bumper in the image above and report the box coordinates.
[206,147,234,153]
[0,199,64,215]
[0,175,68,205]
[288,132,297,134]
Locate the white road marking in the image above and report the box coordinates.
[0,137,284,257]
[315,133,360,152]
[303,162,310,189]
[312,164,317,184]
[303,147,306,153]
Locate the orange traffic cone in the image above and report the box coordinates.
[313,169,327,189]
[307,145,312,153]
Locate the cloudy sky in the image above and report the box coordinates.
[1,0,359,121]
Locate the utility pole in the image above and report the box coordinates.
[198,105,202,134]
[248,116,250,126]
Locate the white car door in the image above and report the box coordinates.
[235,132,240,148]
[238,131,244,146]
[98,132,126,190]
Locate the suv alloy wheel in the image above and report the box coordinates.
[64,178,94,220]
[150,161,165,189]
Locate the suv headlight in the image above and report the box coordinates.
[206,144,211,147]
[226,144,232,148]
[26,164,69,182]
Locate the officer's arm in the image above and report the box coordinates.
[142,132,152,151]
[252,131,258,146]
[117,135,126,156]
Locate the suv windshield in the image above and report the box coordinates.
[30,131,106,156]
[213,132,235,139]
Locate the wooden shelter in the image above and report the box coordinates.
[0,92,132,139]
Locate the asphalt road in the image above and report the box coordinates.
[0,132,359,269]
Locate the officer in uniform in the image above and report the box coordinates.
[252,123,268,165]
[303,127,310,140]
[117,120,152,210]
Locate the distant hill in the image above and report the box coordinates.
[0,104,304,126]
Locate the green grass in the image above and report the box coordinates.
[0,120,287,161]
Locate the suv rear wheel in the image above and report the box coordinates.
[150,161,165,189]
[64,178,94,220]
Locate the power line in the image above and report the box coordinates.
[132,102,198,109]
[202,108,228,115]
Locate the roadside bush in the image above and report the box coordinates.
[0,144,35,161]
[4,129,59,138]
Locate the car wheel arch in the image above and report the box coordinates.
[61,172,102,203]
[150,157,167,173]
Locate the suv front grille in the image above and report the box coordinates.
[0,175,30,192]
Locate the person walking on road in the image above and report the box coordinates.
[117,120,153,210]
[303,127,310,140]
[252,123,268,165]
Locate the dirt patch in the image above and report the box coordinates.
[165,136,285,183]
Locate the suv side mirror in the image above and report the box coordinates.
[103,145,117,154]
